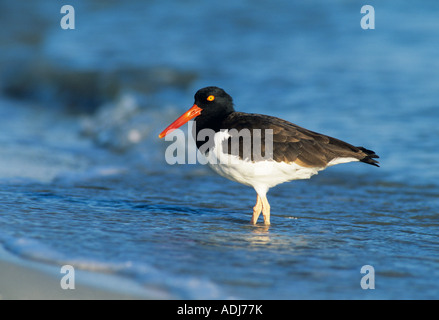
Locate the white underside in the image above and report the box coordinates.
[202,131,359,197]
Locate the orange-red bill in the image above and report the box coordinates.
[158,104,202,138]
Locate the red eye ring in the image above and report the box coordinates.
[207,95,215,101]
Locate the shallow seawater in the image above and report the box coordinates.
[0,0,439,299]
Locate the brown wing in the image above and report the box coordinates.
[222,112,379,167]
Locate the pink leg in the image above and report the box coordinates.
[251,194,262,225]
[260,195,271,225]
[251,194,270,225]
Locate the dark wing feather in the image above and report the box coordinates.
[222,112,379,167]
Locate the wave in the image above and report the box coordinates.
[0,235,229,299]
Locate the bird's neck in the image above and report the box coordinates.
[193,110,234,150]
[195,110,234,133]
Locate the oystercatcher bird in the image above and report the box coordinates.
[159,86,379,225]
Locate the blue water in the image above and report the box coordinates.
[0,0,438,299]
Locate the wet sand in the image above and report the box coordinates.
[0,246,157,300]
[0,260,142,300]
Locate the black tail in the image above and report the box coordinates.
[357,147,380,167]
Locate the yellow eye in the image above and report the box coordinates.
[207,95,215,101]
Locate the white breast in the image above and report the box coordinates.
[200,130,325,196]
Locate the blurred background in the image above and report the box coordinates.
[0,0,438,299]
